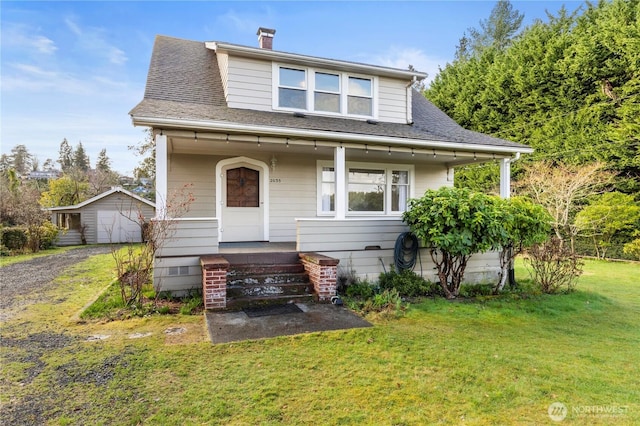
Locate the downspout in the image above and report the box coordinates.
[508,152,521,288]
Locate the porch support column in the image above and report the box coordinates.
[334,145,346,219]
[155,133,168,216]
[499,157,511,199]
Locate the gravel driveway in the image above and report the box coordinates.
[0,245,113,319]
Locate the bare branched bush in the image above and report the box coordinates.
[111,184,194,306]
[524,237,583,294]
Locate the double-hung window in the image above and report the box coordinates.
[275,64,376,118]
[314,72,340,113]
[317,161,413,215]
[278,67,307,109]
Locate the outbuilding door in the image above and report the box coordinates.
[221,164,265,241]
[97,210,142,243]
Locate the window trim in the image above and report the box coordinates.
[273,63,378,119]
[316,160,414,216]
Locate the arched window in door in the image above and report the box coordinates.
[226,167,259,207]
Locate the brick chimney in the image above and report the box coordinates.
[257,27,276,49]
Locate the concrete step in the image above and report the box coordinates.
[228,263,305,276]
[227,271,309,287]
[227,281,313,298]
[226,294,314,310]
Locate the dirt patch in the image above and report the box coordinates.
[0,332,77,384]
[0,245,112,320]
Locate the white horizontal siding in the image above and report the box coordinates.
[322,249,500,284]
[156,218,218,257]
[378,77,407,124]
[297,219,410,252]
[56,229,82,246]
[167,154,217,218]
[226,56,272,111]
[414,163,451,197]
[268,153,316,241]
[298,218,501,283]
[154,256,203,294]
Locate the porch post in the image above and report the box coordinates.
[155,133,168,216]
[334,145,346,219]
[499,158,511,199]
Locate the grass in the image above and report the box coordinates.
[1,255,638,424]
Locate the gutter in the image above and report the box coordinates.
[131,115,533,155]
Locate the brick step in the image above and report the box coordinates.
[227,281,313,298]
[226,294,314,310]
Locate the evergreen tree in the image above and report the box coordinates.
[58,138,73,172]
[463,0,524,57]
[96,148,111,172]
[426,0,640,193]
[42,158,56,171]
[10,144,32,175]
[0,154,12,175]
[73,142,90,172]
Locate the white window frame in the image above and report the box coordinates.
[273,63,378,119]
[316,160,414,216]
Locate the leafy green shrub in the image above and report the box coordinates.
[34,221,59,250]
[344,280,377,298]
[458,283,495,298]
[623,238,640,260]
[378,269,436,298]
[1,227,28,252]
[360,289,407,318]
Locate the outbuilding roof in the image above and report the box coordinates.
[47,187,155,211]
[130,35,530,152]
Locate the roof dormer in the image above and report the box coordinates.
[206,28,426,124]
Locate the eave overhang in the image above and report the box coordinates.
[207,41,428,81]
[130,115,533,155]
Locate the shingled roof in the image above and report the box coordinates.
[130,35,528,151]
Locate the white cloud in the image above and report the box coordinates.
[213,6,277,38]
[2,23,58,55]
[367,46,449,85]
[64,16,128,65]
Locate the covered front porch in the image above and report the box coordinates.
[150,130,520,307]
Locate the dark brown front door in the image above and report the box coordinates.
[226,167,259,207]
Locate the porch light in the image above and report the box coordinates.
[194,131,198,143]
[270,155,277,172]
[433,149,436,158]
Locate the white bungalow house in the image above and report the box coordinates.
[129,28,532,309]
[48,187,155,246]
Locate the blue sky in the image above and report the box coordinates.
[1,0,583,175]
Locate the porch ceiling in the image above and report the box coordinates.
[165,131,509,166]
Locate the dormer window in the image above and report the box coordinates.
[274,64,376,118]
[278,67,307,109]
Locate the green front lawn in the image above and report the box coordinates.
[1,255,638,424]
